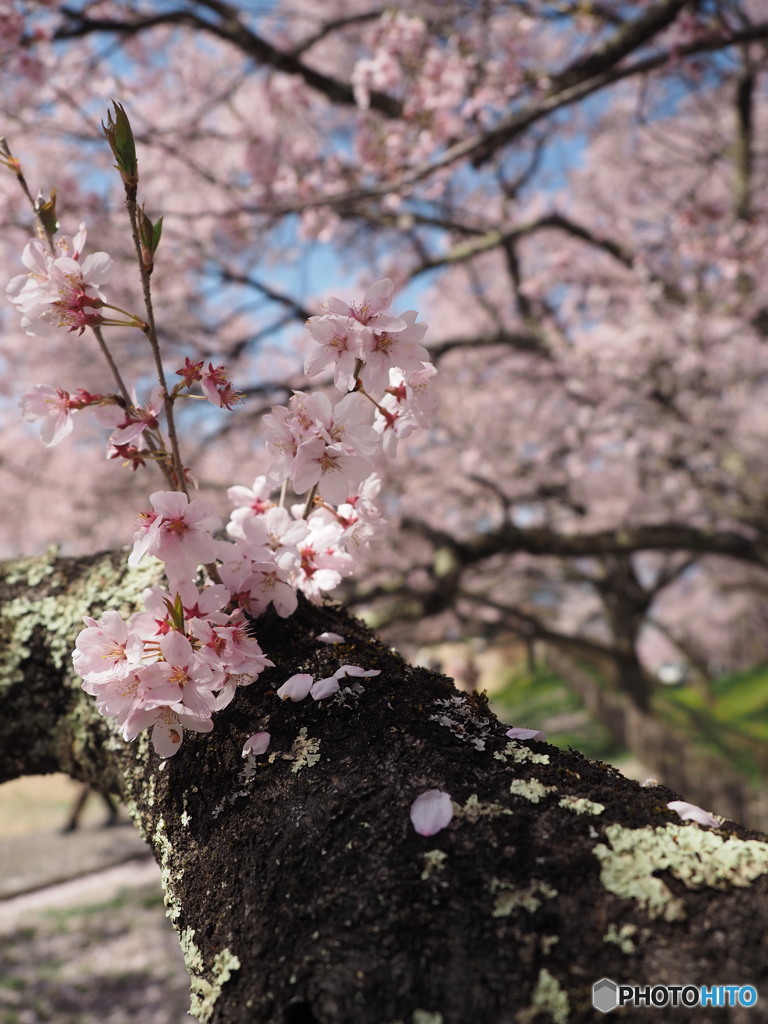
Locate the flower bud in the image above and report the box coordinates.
[34,188,58,239]
[138,204,162,273]
[102,101,139,194]
[0,137,22,174]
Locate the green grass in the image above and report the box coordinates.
[490,657,768,783]
[490,663,626,762]
[658,663,768,780]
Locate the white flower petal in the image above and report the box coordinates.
[410,789,453,837]
[505,726,547,742]
[310,676,340,700]
[242,732,270,757]
[277,673,314,701]
[667,800,719,828]
[335,664,381,679]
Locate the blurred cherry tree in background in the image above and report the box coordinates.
[2,0,768,712]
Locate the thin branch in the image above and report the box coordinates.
[54,3,402,118]
[427,328,550,361]
[218,268,313,322]
[288,8,384,57]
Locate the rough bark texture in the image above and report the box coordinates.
[3,549,768,1024]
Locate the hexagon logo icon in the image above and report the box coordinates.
[593,978,619,1014]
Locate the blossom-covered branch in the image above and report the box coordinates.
[5,115,437,756]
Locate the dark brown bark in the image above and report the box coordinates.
[3,549,768,1023]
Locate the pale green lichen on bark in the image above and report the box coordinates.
[188,946,242,1024]
[421,849,448,879]
[559,795,604,815]
[154,815,185,921]
[0,550,161,692]
[529,968,570,1024]
[489,878,558,918]
[120,731,154,840]
[180,926,241,1023]
[286,727,321,773]
[493,741,550,765]
[411,1012,444,1024]
[455,793,513,822]
[594,822,768,922]
[509,778,556,804]
[603,923,638,954]
[3,545,59,586]
[181,927,205,972]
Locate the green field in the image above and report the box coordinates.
[490,659,768,782]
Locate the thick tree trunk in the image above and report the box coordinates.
[3,550,768,1023]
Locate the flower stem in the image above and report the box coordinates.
[91,325,133,407]
[0,138,56,251]
[125,195,188,496]
[301,483,318,519]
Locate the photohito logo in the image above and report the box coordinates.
[592,978,758,1013]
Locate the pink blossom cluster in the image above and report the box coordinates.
[7,225,112,336]
[18,361,239,466]
[19,384,105,448]
[220,478,357,615]
[303,277,437,454]
[73,474,390,757]
[74,489,275,756]
[64,278,436,757]
[176,357,243,410]
[212,278,437,622]
[96,385,164,467]
[8,222,244,465]
[74,581,273,758]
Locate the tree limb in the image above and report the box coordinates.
[5,548,768,1022]
[402,516,768,568]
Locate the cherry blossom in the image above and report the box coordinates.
[359,310,429,393]
[227,476,274,522]
[7,228,113,336]
[83,667,179,732]
[73,609,145,680]
[385,364,438,427]
[122,702,214,758]
[96,386,164,448]
[304,314,363,392]
[139,630,218,719]
[129,490,220,579]
[199,362,243,410]
[20,385,76,447]
[296,518,354,602]
[292,436,371,504]
[262,404,304,483]
[261,505,309,559]
[323,278,405,332]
